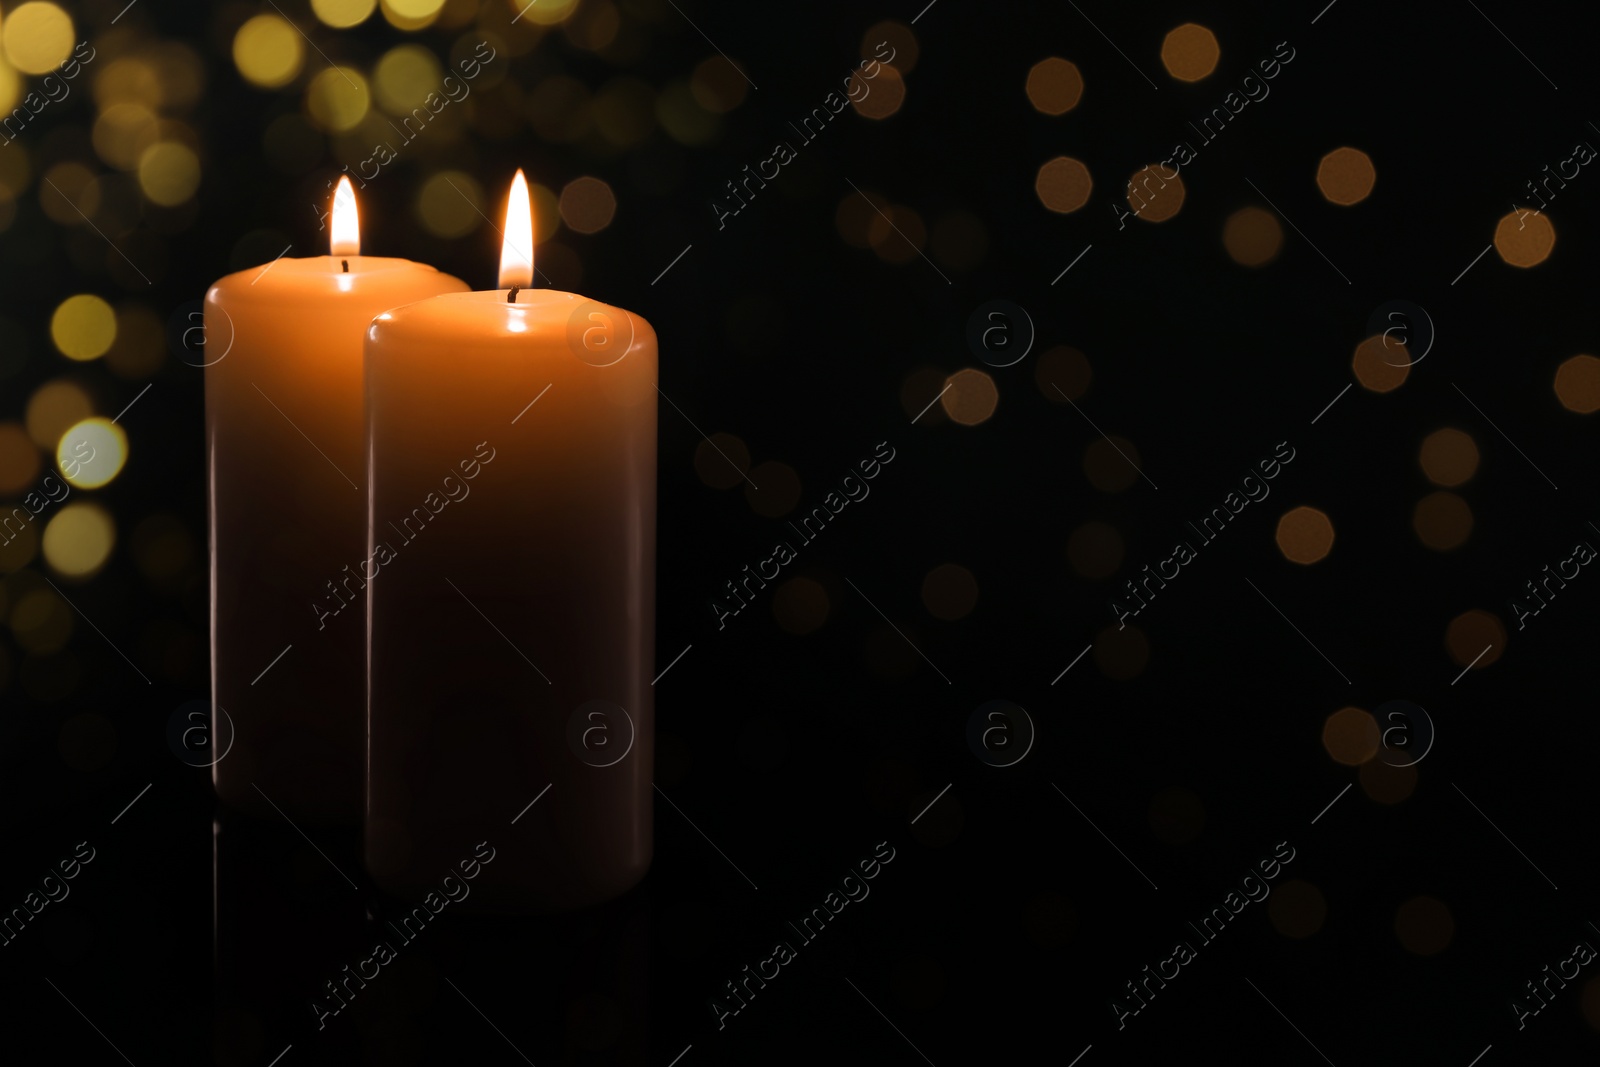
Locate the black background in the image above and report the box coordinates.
[2,0,1599,1063]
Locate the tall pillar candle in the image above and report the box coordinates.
[206,179,468,823]
[364,171,656,910]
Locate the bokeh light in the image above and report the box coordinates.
[1160,23,1219,81]
[1083,436,1140,492]
[693,432,750,489]
[381,0,447,29]
[1445,609,1504,669]
[1035,156,1092,214]
[50,295,116,361]
[1127,165,1184,222]
[559,176,617,234]
[1269,880,1326,938]
[2,2,73,75]
[374,45,444,114]
[1066,520,1124,580]
[1351,335,1409,393]
[306,67,371,132]
[39,162,97,226]
[93,104,161,171]
[773,576,829,635]
[0,421,39,495]
[1412,491,1472,551]
[1037,344,1092,402]
[137,142,201,207]
[42,502,115,579]
[26,379,92,449]
[233,15,305,90]
[1395,896,1454,956]
[744,461,801,517]
[1554,354,1600,413]
[1025,58,1083,115]
[941,368,998,426]
[1222,206,1282,266]
[851,65,905,120]
[415,170,482,238]
[592,77,655,147]
[656,81,720,145]
[1322,706,1378,765]
[921,563,977,621]
[105,303,166,379]
[1494,210,1555,267]
[862,21,918,73]
[10,586,73,654]
[313,0,379,28]
[508,0,577,27]
[689,56,747,113]
[1275,506,1334,563]
[1418,429,1478,486]
[1360,758,1417,804]
[1315,147,1376,205]
[58,417,128,489]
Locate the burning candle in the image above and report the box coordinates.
[206,178,468,824]
[364,171,658,911]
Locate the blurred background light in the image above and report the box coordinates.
[940,368,997,426]
[1418,428,1478,486]
[42,502,115,579]
[1555,354,1600,413]
[693,432,750,489]
[232,14,305,90]
[306,66,371,131]
[1222,206,1282,266]
[1412,491,1472,551]
[50,294,116,360]
[1035,156,1092,214]
[1160,23,1218,82]
[1025,58,1083,115]
[313,0,379,29]
[1315,147,1376,205]
[1276,505,1334,563]
[2,2,73,75]
[57,417,128,488]
[1083,436,1140,492]
[1494,210,1554,266]
[559,176,617,234]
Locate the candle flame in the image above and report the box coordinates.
[331,175,360,257]
[499,169,534,290]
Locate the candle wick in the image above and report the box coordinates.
[341,259,349,273]
[507,286,520,303]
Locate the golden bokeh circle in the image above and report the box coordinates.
[1025,57,1083,115]
[1418,429,1479,487]
[233,14,304,89]
[1160,23,1219,82]
[1322,706,1378,765]
[941,368,998,426]
[1222,206,1282,266]
[1126,165,1185,222]
[42,502,116,579]
[1554,354,1600,413]
[50,294,117,361]
[1494,210,1555,267]
[773,576,829,635]
[1316,147,1376,206]
[1351,335,1409,393]
[1035,156,1092,214]
[3,2,74,75]
[1275,506,1334,564]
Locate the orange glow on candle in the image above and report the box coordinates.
[499,169,534,290]
[331,175,360,257]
